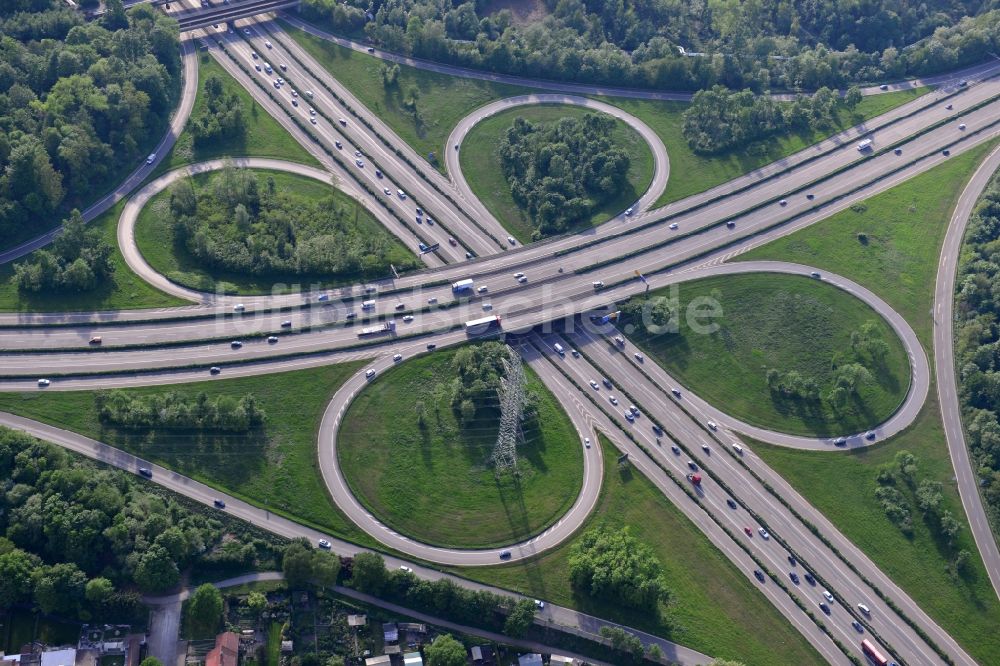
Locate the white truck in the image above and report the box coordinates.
[359,320,396,337]
[857,138,873,152]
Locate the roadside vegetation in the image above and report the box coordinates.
[751,395,1000,665]
[338,342,584,549]
[0,200,185,312]
[283,23,925,208]
[299,0,998,91]
[0,1,181,252]
[953,169,1000,531]
[154,53,319,175]
[458,436,824,666]
[135,167,418,295]
[461,106,652,242]
[740,140,1000,350]
[0,426,286,617]
[0,363,378,548]
[620,273,910,436]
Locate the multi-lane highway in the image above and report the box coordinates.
[4,7,1000,665]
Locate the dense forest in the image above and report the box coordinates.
[302,0,999,91]
[0,427,284,619]
[13,208,114,292]
[0,0,181,246]
[168,167,419,278]
[499,113,630,237]
[954,175,1000,531]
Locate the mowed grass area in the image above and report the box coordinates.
[605,87,928,207]
[152,52,319,177]
[628,273,910,436]
[460,105,654,243]
[0,199,186,312]
[338,346,583,549]
[458,435,824,666]
[752,394,1000,664]
[283,22,528,173]
[0,363,377,548]
[134,169,418,295]
[740,139,1000,351]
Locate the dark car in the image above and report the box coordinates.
[726,220,735,228]
[790,572,800,584]
[726,498,737,509]
[499,550,511,560]
[943,149,951,156]
[894,148,903,155]
[281,320,292,328]
[427,343,437,351]
[213,499,226,508]
[602,378,613,389]
[788,555,797,566]
[210,366,222,375]
[804,572,816,585]
[138,468,153,478]
[819,602,830,614]
[754,569,765,582]
[231,340,243,349]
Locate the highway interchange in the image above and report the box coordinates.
[2,2,1000,664]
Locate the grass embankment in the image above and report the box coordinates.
[737,139,1000,664]
[458,435,824,666]
[153,52,319,176]
[134,169,417,295]
[0,363,376,547]
[283,21,925,204]
[338,347,583,548]
[0,199,185,312]
[750,394,1000,665]
[740,139,1000,351]
[459,105,654,242]
[627,273,910,436]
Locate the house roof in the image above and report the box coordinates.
[517,654,544,666]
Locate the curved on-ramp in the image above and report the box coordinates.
[444,94,670,219]
[316,340,605,566]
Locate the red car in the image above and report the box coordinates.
[744,527,753,537]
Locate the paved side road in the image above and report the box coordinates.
[934,143,1000,600]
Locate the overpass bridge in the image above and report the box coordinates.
[129,0,299,31]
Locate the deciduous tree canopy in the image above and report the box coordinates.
[568,526,670,612]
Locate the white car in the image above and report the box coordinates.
[858,603,871,615]
[393,353,402,362]
[507,236,516,245]
[399,565,412,573]
[264,40,272,48]
[625,207,633,216]
[758,527,770,540]
[365,368,376,378]
[482,303,493,311]
[397,189,406,199]
[145,153,156,164]
[609,396,619,405]
[305,90,313,98]
[823,590,834,603]
[310,117,316,124]
[517,275,528,283]
[309,107,316,115]
[477,285,488,293]
[707,420,718,430]
[355,159,364,167]
[589,380,599,390]
[584,437,591,448]
[402,315,414,322]
[37,379,50,387]
[513,272,524,279]
[634,353,644,362]
[318,539,331,549]
[668,222,678,230]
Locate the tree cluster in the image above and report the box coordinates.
[953,177,1000,536]
[348,552,529,633]
[423,634,467,666]
[190,75,246,147]
[13,209,114,292]
[448,341,538,426]
[499,113,630,238]
[280,538,341,589]
[682,84,859,154]
[0,1,180,242]
[568,526,670,612]
[95,390,266,432]
[168,167,415,278]
[301,0,999,92]
[874,450,972,577]
[0,427,281,620]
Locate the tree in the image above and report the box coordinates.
[502,598,536,637]
[282,539,315,588]
[246,591,267,616]
[139,658,163,666]
[647,643,665,661]
[312,551,341,588]
[0,548,39,607]
[569,527,670,611]
[32,562,88,615]
[350,552,388,595]
[599,626,644,662]
[133,545,180,592]
[85,577,115,608]
[424,634,467,666]
[844,85,863,108]
[186,584,224,637]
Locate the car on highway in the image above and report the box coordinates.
[355,159,364,167]
[291,99,298,107]
[534,599,544,609]
[758,527,770,540]
[393,354,402,362]
[418,242,429,252]
[426,296,436,303]
[279,63,287,71]
[609,396,618,405]
[251,51,258,59]
[397,189,406,199]
[507,236,516,245]
[894,147,903,155]
[210,367,221,375]
[584,437,591,448]
[499,550,511,560]
[589,380,600,390]
[687,460,697,470]
[318,539,331,549]
[634,352,644,362]
[264,41,272,48]
[139,468,153,478]
[806,193,815,199]
[146,153,156,164]
[310,117,316,124]
[602,378,612,388]
[426,343,436,350]
[309,107,316,115]
[671,387,681,397]
[375,169,382,178]
[394,303,406,311]
[959,123,967,130]
[571,349,580,357]
[866,431,876,440]
[426,217,434,225]
[628,405,639,417]
[744,527,753,536]
[89,336,102,345]
[339,118,347,126]
[671,445,681,454]
[592,280,604,289]
[243,28,250,34]
[790,572,799,584]
[754,569,765,582]
[281,320,292,327]
[811,271,821,278]
[668,222,678,230]
[477,285,488,293]
[959,79,968,86]
[879,83,888,90]
[834,437,846,446]
[267,336,278,344]
[213,499,226,508]
[482,303,492,311]
[803,571,815,585]
[943,149,951,156]
[823,589,834,602]
[255,64,261,71]
[726,220,736,228]
[335,141,342,149]
[625,207,633,216]
[852,620,864,632]
[614,335,625,346]
[788,555,797,566]
[517,275,528,283]
[701,444,710,453]
[733,443,744,455]
[724,498,737,510]
[707,420,718,430]
[513,272,524,279]
[230,341,243,349]
[233,303,245,312]
[819,601,830,614]
[399,565,412,573]
[367,47,375,53]
[402,315,414,322]
[365,368,376,378]
[858,603,871,614]
[305,90,313,98]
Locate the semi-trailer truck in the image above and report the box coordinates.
[452,278,474,294]
[358,320,396,337]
